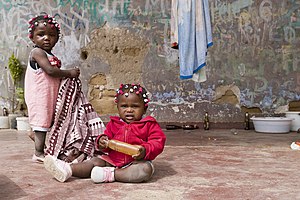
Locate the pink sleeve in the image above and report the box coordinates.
[142,122,166,160]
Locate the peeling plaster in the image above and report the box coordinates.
[187,103,195,109]
[84,26,150,115]
[274,105,289,114]
[241,106,262,114]
[172,106,180,113]
[83,25,149,88]
[213,84,241,107]
[289,100,300,111]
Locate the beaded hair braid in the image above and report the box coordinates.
[114,84,150,107]
[28,14,60,39]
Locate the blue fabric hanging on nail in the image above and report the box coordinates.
[171,0,213,81]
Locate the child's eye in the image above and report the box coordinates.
[133,103,143,108]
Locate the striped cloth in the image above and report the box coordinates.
[46,78,105,163]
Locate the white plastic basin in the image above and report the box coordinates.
[251,117,293,133]
[0,116,9,129]
[285,112,300,131]
[16,117,31,131]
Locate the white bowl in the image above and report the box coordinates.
[285,112,300,131]
[251,117,293,133]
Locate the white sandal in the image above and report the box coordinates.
[32,154,45,163]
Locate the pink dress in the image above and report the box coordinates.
[24,48,61,132]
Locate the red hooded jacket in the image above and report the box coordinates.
[95,116,166,168]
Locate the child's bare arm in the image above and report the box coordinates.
[31,48,80,78]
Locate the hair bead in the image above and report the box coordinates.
[28,14,61,39]
[114,83,150,108]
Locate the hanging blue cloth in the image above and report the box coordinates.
[171,0,213,81]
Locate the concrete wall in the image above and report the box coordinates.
[0,0,299,124]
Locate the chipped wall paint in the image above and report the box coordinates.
[0,0,299,123]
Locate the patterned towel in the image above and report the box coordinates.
[46,78,105,163]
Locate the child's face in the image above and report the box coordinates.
[117,92,146,124]
[31,21,59,52]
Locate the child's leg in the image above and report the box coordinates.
[34,131,46,157]
[115,161,154,183]
[71,157,107,178]
[91,160,154,183]
[28,131,35,141]
[44,155,107,182]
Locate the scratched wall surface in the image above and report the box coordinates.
[0,0,299,123]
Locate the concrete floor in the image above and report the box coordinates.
[1,128,300,200]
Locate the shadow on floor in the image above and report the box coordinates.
[0,174,28,200]
[150,160,177,182]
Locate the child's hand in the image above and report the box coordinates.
[132,146,146,160]
[98,135,109,149]
[69,67,80,78]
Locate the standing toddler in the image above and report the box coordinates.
[25,14,80,163]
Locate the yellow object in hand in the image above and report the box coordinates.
[105,139,142,156]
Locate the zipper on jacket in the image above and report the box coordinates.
[124,125,129,164]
